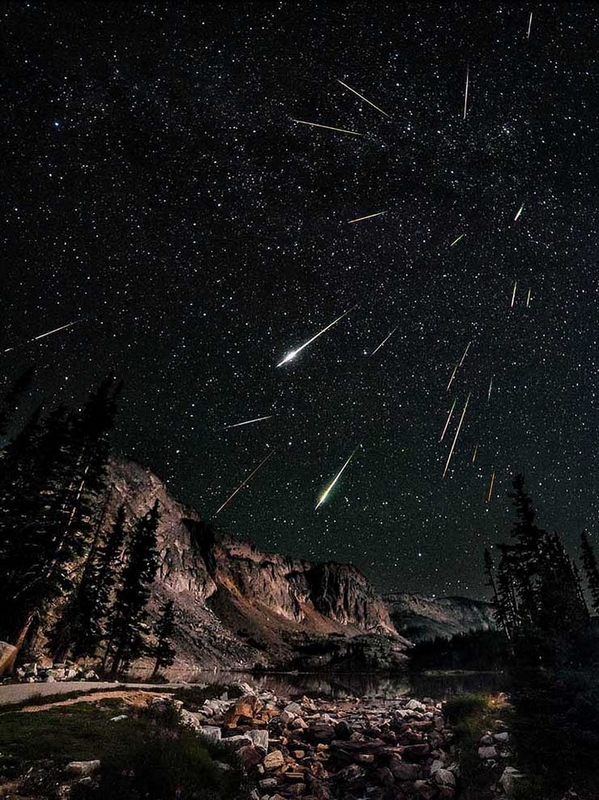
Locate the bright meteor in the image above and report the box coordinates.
[315,447,360,510]
[463,65,470,120]
[3,319,83,353]
[213,450,276,516]
[440,398,457,442]
[348,210,387,224]
[450,233,466,247]
[277,306,356,367]
[371,326,398,356]
[337,79,391,118]
[514,203,524,222]
[224,415,274,429]
[442,392,471,479]
[291,118,363,136]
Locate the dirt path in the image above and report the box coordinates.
[0,681,184,708]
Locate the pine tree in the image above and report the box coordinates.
[484,547,511,639]
[581,531,599,614]
[0,379,120,652]
[105,500,160,677]
[151,599,177,678]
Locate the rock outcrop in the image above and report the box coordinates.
[386,593,496,642]
[100,458,407,673]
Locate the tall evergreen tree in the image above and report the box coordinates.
[151,599,177,678]
[581,531,599,614]
[105,500,160,677]
[0,379,120,653]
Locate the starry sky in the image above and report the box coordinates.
[4,2,599,598]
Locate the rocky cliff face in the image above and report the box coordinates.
[385,592,496,642]
[104,459,405,673]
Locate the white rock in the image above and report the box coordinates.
[406,699,426,711]
[65,761,101,777]
[433,768,456,787]
[499,765,524,793]
[109,714,128,722]
[284,701,303,716]
[200,726,222,742]
[478,745,498,760]
[247,729,268,751]
[494,731,509,743]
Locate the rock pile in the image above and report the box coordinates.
[12,660,99,683]
[178,685,458,800]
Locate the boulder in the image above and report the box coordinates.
[199,726,222,742]
[478,745,498,760]
[65,761,101,777]
[433,769,455,787]
[247,729,269,751]
[264,750,285,770]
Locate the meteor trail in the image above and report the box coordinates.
[213,450,276,516]
[459,341,472,367]
[514,203,524,222]
[277,306,356,367]
[315,447,360,510]
[487,470,496,503]
[348,210,387,224]
[527,11,533,39]
[291,119,363,136]
[511,281,517,308]
[3,319,82,353]
[440,398,457,442]
[463,65,470,120]
[371,326,398,356]
[487,376,493,402]
[450,233,465,247]
[337,79,391,118]
[442,392,471,479]
[446,362,459,392]
[472,444,479,463]
[225,415,274,429]
[526,288,532,307]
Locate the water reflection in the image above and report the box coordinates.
[179,669,508,701]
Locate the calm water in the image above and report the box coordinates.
[179,669,508,701]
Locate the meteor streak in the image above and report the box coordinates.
[446,362,459,392]
[292,119,363,136]
[440,398,457,442]
[472,444,479,463]
[277,306,356,367]
[463,65,470,120]
[3,319,82,353]
[213,450,276,516]
[514,203,524,222]
[225,415,274,429]
[487,470,496,503]
[527,11,533,39]
[442,392,471,479]
[450,233,465,247]
[511,281,517,308]
[459,341,472,367]
[337,79,391,118]
[371,326,398,356]
[526,288,531,307]
[348,210,387,224]
[315,447,359,510]
[487,376,493,402]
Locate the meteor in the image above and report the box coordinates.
[3,319,82,353]
[337,79,391,118]
[514,203,524,222]
[371,326,398,356]
[442,392,471,478]
[315,447,360,510]
[446,362,459,392]
[459,341,472,367]
[487,376,493,402]
[511,281,517,308]
[291,118,363,136]
[527,11,533,39]
[439,398,457,442]
[224,415,273,429]
[348,210,387,224]
[450,233,465,247]
[526,288,532,307]
[213,450,276,516]
[487,470,496,503]
[472,444,479,463]
[463,65,470,120]
[277,306,357,367]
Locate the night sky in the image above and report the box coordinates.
[4,2,599,597]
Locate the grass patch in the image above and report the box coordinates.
[0,701,252,800]
[443,693,511,800]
